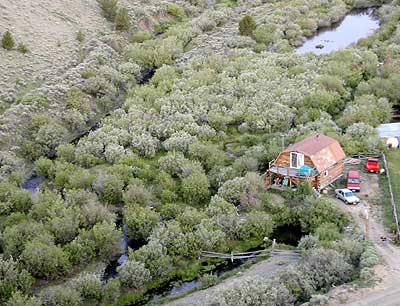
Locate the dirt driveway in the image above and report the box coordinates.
[328,168,400,306]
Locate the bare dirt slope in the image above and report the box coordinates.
[329,171,400,306]
[0,0,109,104]
[163,251,299,306]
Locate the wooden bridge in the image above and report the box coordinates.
[201,249,301,262]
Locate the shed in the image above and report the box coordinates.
[377,123,400,148]
[265,134,346,191]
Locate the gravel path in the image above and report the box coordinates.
[163,251,300,306]
[329,170,400,306]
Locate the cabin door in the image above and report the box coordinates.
[290,152,304,169]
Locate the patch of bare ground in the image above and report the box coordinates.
[163,252,299,306]
[327,168,400,306]
[0,0,109,105]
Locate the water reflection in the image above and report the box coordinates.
[297,8,379,55]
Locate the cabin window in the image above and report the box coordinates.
[324,170,329,177]
[290,152,304,169]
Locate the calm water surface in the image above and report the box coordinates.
[297,8,379,55]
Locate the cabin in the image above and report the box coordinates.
[265,134,346,191]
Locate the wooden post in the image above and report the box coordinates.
[364,208,369,241]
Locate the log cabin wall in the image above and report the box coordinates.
[316,160,344,189]
[275,152,315,168]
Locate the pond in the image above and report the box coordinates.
[297,8,380,55]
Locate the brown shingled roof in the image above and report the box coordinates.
[284,134,345,172]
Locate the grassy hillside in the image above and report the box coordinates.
[1,0,400,305]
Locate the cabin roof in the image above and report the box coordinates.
[284,134,345,172]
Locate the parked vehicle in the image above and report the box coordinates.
[366,157,379,173]
[347,170,361,192]
[335,188,360,205]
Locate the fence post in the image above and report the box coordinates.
[382,153,400,241]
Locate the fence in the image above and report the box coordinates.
[382,152,400,240]
[201,249,301,262]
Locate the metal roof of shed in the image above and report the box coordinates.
[377,123,400,138]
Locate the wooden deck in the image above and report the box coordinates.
[269,166,317,178]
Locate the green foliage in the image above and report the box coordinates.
[213,276,294,306]
[123,180,151,207]
[21,240,71,279]
[97,0,118,21]
[40,287,83,306]
[17,42,29,54]
[76,30,85,42]
[278,266,314,302]
[241,210,274,240]
[35,157,54,178]
[102,279,121,303]
[180,171,210,205]
[65,88,90,113]
[0,256,34,303]
[117,260,151,289]
[168,4,186,21]
[239,15,256,37]
[130,31,152,43]
[69,273,102,302]
[2,220,54,258]
[314,222,341,241]
[300,248,352,291]
[0,182,32,215]
[91,221,122,259]
[125,36,183,68]
[6,291,42,306]
[115,7,130,32]
[2,31,14,50]
[360,242,380,268]
[93,173,124,204]
[124,206,160,241]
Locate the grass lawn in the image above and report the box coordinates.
[384,150,400,232]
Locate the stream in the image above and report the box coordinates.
[297,8,379,55]
[22,171,305,303]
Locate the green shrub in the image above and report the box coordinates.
[130,31,152,43]
[239,15,256,37]
[167,3,186,21]
[21,240,71,279]
[17,42,29,54]
[0,256,34,303]
[200,273,218,288]
[124,206,160,241]
[6,291,42,306]
[360,243,380,268]
[314,223,341,241]
[69,273,102,302]
[102,279,121,303]
[300,248,352,291]
[97,0,118,21]
[117,260,151,289]
[2,31,14,50]
[76,30,85,42]
[40,287,82,306]
[181,171,210,205]
[115,7,130,31]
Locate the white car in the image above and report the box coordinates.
[335,188,360,205]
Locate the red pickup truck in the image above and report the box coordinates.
[366,157,379,173]
[347,170,361,192]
